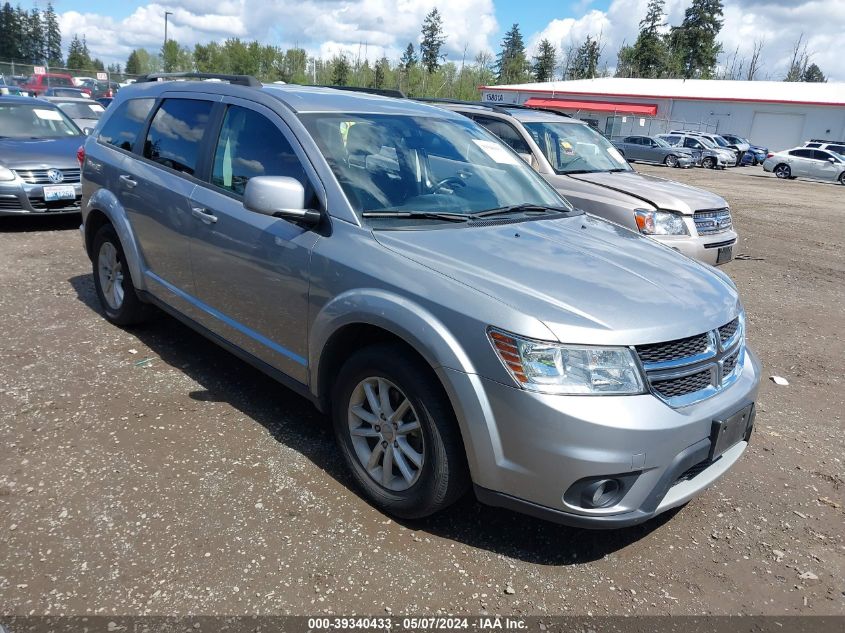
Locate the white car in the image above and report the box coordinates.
[72,76,96,88]
[763,147,845,185]
[803,139,845,158]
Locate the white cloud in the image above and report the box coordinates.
[59,0,498,69]
[526,0,845,82]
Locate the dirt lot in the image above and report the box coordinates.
[1,165,843,617]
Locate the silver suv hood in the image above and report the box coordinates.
[374,214,739,346]
[567,170,728,215]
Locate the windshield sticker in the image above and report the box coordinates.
[33,108,63,121]
[472,139,519,165]
[607,147,626,162]
[88,104,106,113]
[560,140,575,155]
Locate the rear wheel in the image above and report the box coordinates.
[92,224,151,325]
[332,343,469,519]
[839,172,845,185]
[664,154,679,168]
[773,164,791,179]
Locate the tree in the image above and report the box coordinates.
[629,0,669,77]
[668,0,724,78]
[0,3,23,61]
[615,42,636,78]
[419,8,446,73]
[125,48,156,75]
[43,3,62,65]
[495,23,530,84]
[746,38,764,81]
[66,34,90,70]
[400,42,417,70]
[569,35,601,80]
[373,56,389,88]
[801,63,826,83]
[532,39,556,82]
[330,54,350,85]
[21,7,43,63]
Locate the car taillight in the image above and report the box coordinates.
[105,89,113,98]
[77,145,85,167]
[767,152,774,158]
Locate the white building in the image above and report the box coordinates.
[479,77,845,151]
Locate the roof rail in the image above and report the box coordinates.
[808,138,845,144]
[414,97,571,118]
[134,72,262,88]
[313,85,406,98]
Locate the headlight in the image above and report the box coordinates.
[488,329,646,395]
[0,166,15,181]
[633,209,689,236]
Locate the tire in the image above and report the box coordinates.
[92,224,151,325]
[839,172,845,186]
[332,343,469,519]
[702,156,716,169]
[773,164,791,179]
[664,154,679,168]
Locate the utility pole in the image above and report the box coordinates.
[164,11,173,70]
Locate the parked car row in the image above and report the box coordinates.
[19,73,755,532]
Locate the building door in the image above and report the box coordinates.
[750,112,805,152]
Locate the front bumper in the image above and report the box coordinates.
[653,227,738,266]
[439,349,761,528]
[0,179,82,216]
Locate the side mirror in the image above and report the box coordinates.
[243,176,321,225]
[517,152,538,170]
[828,157,836,163]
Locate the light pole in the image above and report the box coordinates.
[164,11,173,70]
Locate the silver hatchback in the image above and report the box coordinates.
[80,74,761,528]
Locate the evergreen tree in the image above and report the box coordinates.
[66,34,88,70]
[125,48,156,75]
[569,35,601,80]
[22,7,44,63]
[419,8,446,73]
[495,23,530,84]
[43,3,62,65]
[0,3,18,60]
[330,54,350,85]
[629,0,669,77]
[615,42,636,77]
[801,62,825,83]
[532,39,556,82]
[400,42,417,70]
[373,56,389,88]
[668,0,724,78]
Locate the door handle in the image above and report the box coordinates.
[119,174,137,188]
[191,206,218,224]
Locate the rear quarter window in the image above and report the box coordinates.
[98,98,155,151]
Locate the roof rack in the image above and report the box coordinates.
[313,85,406,98]
[134,72,262,88]
[414,97,571,118]
[808,138,845,144]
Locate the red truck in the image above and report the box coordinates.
[21,73,91,97]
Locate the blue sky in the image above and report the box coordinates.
[46,0,845,81]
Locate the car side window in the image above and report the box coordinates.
[683,138,701,149]
[98,98,155,151]
[814,150,837,162]
[472,115,532,154]
[789,149,813,159]
[143,98,214,176]
[805,143,821,148]
[210,105,313,199]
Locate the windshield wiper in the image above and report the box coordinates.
[361,210,469,223]
[471,204,571,218]
[559,169,596,175]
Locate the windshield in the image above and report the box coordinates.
[652,137,671,148]
[299,113,568,216]
[522,121,631,174]
[55,101,105,120]
[710,136,730,147]
[0,103,81,138]
[697,137,718,149]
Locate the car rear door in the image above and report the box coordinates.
[119,94,218,313]
[186,99,322,382]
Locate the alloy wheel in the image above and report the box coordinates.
[665,155,678,168]
[347,377,426,491]
[97,241,125,310]
[774,165,790,179]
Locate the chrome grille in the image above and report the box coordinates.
[636,333,709,365]
[636,316,745,407]
[694,208,733,235]
[14,168,81,184]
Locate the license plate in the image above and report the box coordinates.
[716,245,733,264]
[43,185,76,201]
[709,404,754,460]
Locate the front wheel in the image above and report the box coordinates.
[664,154,679,168]
[774,164,791,179]
[332,344,469,519]
[92,224,151,325]
[702,156,716,169]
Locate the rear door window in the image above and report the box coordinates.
[98,98,155,151]
[789,149,814,159]
[143,98,214,176]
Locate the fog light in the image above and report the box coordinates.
[582,478,622,508]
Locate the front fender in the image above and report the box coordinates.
[84,188,147,293]
[309,288,478,394]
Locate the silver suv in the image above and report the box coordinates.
[80,74,761,528]
[432,102,737,266]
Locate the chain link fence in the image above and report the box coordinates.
[0,60,141,87]
[604,115,719,138]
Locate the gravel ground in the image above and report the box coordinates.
[1,164,843,617]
